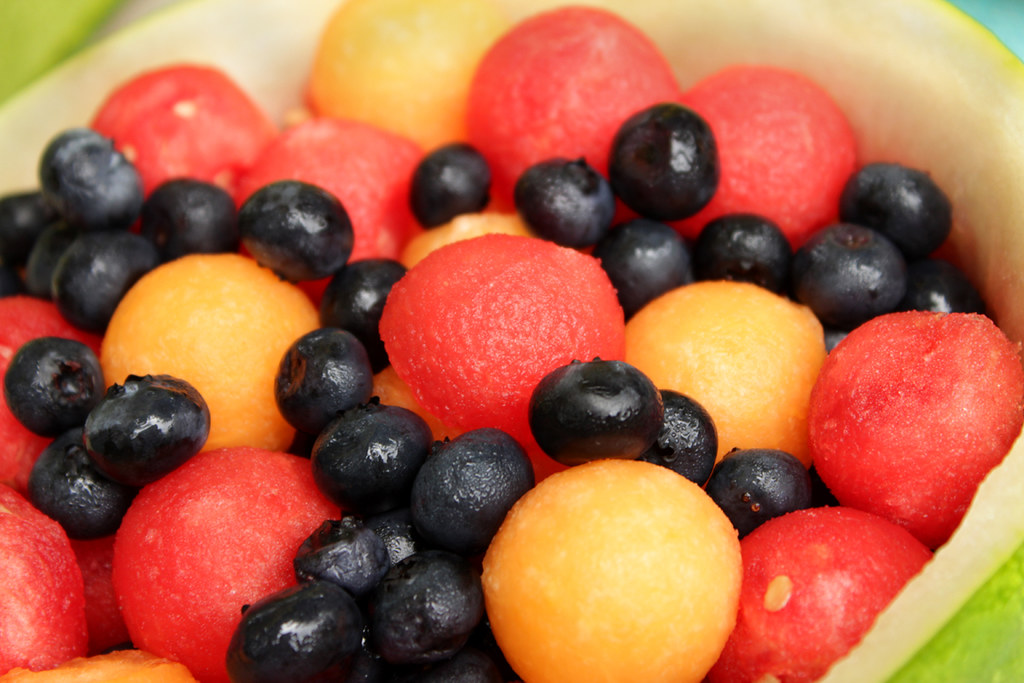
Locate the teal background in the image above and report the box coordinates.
[950,0,1024,56]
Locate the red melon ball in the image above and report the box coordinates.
[234,116,423,265]
[808,311,1024,548]
[708,506,932,683]
[379,234,625,480]
[112,447,339,683]
[676,64,858,247]
[71,536,130,655]
[91,64,278,197]
[466,6,682,208]
[0,484,88,675]
[0,296,103,494]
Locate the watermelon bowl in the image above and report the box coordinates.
[1,0,1023,680]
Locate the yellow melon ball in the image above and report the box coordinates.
[400,211,532,268]
[482,458,741,683]
[0,649,197,681]
[625,280,826,466]
[307,0,510,149]
[100,253,319,453]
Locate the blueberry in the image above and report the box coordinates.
[791,223,907,330]
[311,399,433,515]
[364,507,427,567]
[51,230,161,333]
[839,162,952,260]
[368,550,484,666]
[27,427,138,540]
[275,328,375,436]
[410,428,534,557]
[693,213,793,294]
[319,259,408,374]
[3,336,104,436]
[0,265,25,297]
[705,448,813,537]
[591,218,693,318]
[294,517,391,598]
[226,580,363,683]
[608,102,719,221]
[824,327,849,353]
[38,128,143,232]
[140,178,238,261]
[637,390,718,486]
[529,358,664,466]
[898,258,986,314]
[24,222,77,300]
[0,190,58,265]
[410,143,491,228]
[83,374,210,487]
[513,157,615,248]
[392,647,504,683]
[238,180,354,282]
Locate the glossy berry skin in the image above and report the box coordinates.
[0,190,58,265]
[275,327,374,436]
[592,218,693,318]
[311,399,433,515]
[3,336,104,437]
[529,358,664,466]
[83,374,210,487]
[410,143,491,228]
[319,259,407,373]
[37,128,143,232]
[693,213,793,294]
[514,157,615,247]
[226,580,363,683]
[898,258,986,314]
[364,507,426,567]
[791,223,907,330]
[392,647,504,683]
[705,448,813,537]
[24,222,76,299]
[238,180,355,282]
[609,102,719,221]
[638,390,718,486]
[51,230,161,333]
[27,427,137,540]
[839,162,952,260]
[140,178,239,261]
[294,517,391,598]
[410,428,535,557]
[368,550,484,665]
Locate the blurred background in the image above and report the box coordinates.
[0,0,1022,107]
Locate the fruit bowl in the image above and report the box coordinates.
[1,0,1023,679]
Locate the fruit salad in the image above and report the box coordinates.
[2,0,1024,682]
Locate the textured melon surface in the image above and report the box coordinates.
[1,1,1023,680]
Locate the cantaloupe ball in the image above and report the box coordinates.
[307,0,510,149]
[625,280,825,465]
[400,211,532,269]
[100,253,319,452]
[0,649,198,681]
[482,458,741,683]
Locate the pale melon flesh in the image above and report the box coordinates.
[1,1,1023,681]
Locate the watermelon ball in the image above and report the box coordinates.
[234,117,422,264]
[112,446,339,683]
[90,65,278,197]
[677,64,858,247]
[0,483,87,675]
[466,6,682,207]
[379,233,626,477]
[69,535,131,655]
[808,311,1024,548]
[707,506,932,683]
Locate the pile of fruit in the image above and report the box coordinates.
[1,1,1023,682]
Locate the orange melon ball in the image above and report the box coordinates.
[307,0,510,149]
[0,649,197,681]
[100,253,319,452]
[625,280,825,466]
[483,458,741,683]
[371,366,463,442]
[400,211,532,269]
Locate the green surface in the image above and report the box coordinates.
[888,539,1024,682]
[0,0,126,105]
